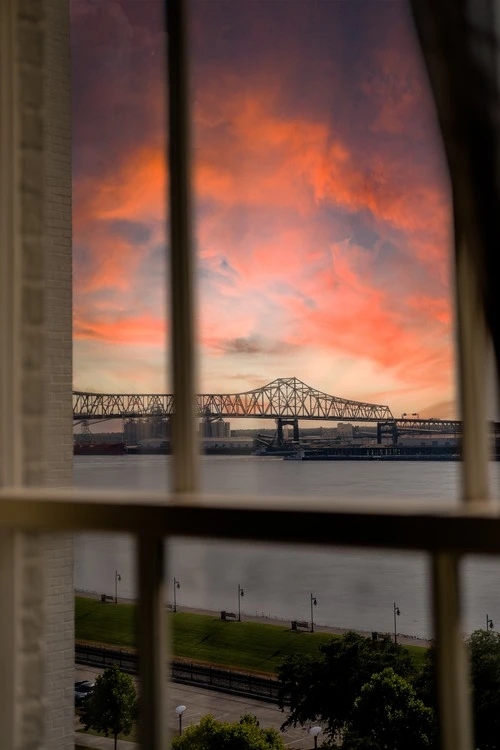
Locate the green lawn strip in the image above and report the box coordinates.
[172,612,334,672]
[76,597,425,674]
[405,643,426,668]
[76,597,136,649]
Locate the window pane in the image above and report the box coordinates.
[72,0,170,475]
[192,0,459,500]
[169,541,434,747]
[74,534,139,745]
[461,554,500,749]
[75,536,435,747]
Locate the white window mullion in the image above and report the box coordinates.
[167,0,199,494]
[0,0,22,489]
[432,553,473,750]
[455,233,490,504]
[137,533,167,750]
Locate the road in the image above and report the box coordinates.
[75,665,315,749]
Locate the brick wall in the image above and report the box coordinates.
[1,0,75,746]
[1,0,74,747]
[0,0,52,745]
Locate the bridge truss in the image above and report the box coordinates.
[73,377,394,423]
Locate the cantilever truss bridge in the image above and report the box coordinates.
[73,377,394,423]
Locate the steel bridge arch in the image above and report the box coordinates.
[73,377,394,422]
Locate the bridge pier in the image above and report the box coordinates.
[276,418,300,446]
[377,421,399,445]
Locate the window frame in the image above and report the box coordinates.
[0,1,495,749]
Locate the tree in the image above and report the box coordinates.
[469,629,500,749]
[171,713,285,750]
[277,632,417,741]
[342,668,435,750]
[81,664,138,750]
[413,646,436,713]
[416,631,500,750]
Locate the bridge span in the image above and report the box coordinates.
[73,377,470,446]
[73,377,394,423]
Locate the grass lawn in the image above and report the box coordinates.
[76,597,426,674]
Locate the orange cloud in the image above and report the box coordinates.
[74,311,166,346]
[72,0,455,412]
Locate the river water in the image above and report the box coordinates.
[74,456,500,639]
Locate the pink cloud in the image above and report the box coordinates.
[72,0,455,412]
[74,311,166,346]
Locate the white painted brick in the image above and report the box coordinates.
[2,1,72,748]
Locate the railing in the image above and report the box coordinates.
[75,643,280,703]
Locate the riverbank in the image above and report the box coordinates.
[76,589,431,648]
[75,593,428,674]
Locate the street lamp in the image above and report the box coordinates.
[173,577,181,613]
[393,602,400,644]
[310,593,317,633]
[309,726,322,749]
[115,570,121,604]
[486,613,494,630]
[238,584,244,621]
[175,705,186,735]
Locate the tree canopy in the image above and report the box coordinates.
[343,668,434,750]
[171,713,285,750]
[80,664,138,750]
[469,629,500,750]
[277,631,417,740]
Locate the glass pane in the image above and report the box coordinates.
[192,0,459,502]
[76,536,435,746]
[461,554,500,749]
[168,540,434,747]
[74,534,436,746]
[74,534,138,746]
[72,0,170,476]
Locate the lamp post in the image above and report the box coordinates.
[309,726,322,749]
[175,705,186,735]
[238,584,244,621]
[173,577,180,613]
[393,602,400,644]
[114,570,121,604]
[310,593,317,633]
[486,613,494,630]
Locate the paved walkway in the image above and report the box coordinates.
[76,734,138,749]
[75,665,312,749]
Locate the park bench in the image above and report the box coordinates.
[291,620,309,631]
[100,594,114,603]
[220,610,237,621]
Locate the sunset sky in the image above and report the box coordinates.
[72,0,455,418]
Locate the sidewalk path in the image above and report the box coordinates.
[76,734,138,749]
[75,665,310,748]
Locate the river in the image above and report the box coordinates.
[74,455,500,639]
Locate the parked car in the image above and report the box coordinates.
[74,680,94,707]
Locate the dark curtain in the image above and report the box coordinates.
[411,0,500,382]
